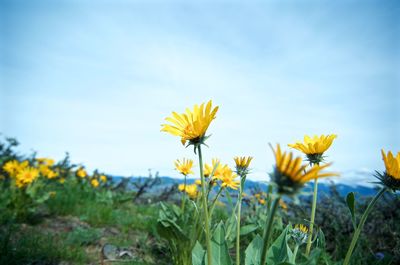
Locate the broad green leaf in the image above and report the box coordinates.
[266,225,290,265]
[192,241,205,265]
[298,248,322,265]
[207,221,232,265]
[245,234,263,265]
[240,224,258,236]
[346,192,357,229]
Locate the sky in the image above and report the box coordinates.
[1,0,399,186]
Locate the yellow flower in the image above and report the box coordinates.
[295,224,308,234]
[76,167,87,178]
[15,167,39,188]
[174,158,194,175]
[279,200,288,211]
[185,184,198,199]
[291,224,309,245]
[376,149,400,191]
[258,199,266,205]
[178,183,186,191]
[100,175,107,182]
[288,134,337,164]
[3,160,21,177]
[161,100,219,146]
[38,165,58,179]
[204,158,221,178]
[234,156,253,175]
[91,179,99,188]
[220,167,240,190]
[36,158,55,166]
[254,193,261,199]
[271,144,338,194]
[59,178,66,184]
[195,179,202,185]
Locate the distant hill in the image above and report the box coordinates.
[110,175,379,198]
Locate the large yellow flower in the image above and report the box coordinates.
[174,158,194,175]
[15,167,39,188]
[376,149,400,191]
[271,144,338,194]
[161,100,219,146]
[288,134,337,164]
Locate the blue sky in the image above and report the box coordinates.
[1,0,399,185]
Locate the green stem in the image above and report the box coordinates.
[305,178,318,256]
[290,244,300,264]
[343,187,387,265]
[236,176,244,265]
[209,186,224,218]
[197,145,212,265]
[260,196,280,265]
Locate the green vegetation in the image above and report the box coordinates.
[0,135,398,265]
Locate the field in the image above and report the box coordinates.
[0,133,399,265]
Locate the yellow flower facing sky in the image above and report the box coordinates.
[174,158,194,175]
[271,144,338,194]
[376,149,400,191]
[161,100,219,146]
[288,134,337,164]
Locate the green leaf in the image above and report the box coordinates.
[192,241,205,265]
[316,229,326,249]
[346,192,357,229]
[207,221,232,265]
[245,234,263,265]
[298,248,322,265]
[240,224,259,236]
[266,225,290,265]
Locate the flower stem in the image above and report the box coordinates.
[260,196,280,265]
[236,176,244,265]
[343,187,387,265]
[305,178,318,256]
[209,186,224,218]
[290,244,300,264]
[197,145,212,265]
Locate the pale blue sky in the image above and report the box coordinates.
[1,0,399,185]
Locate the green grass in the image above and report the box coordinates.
[0,225,88,265]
